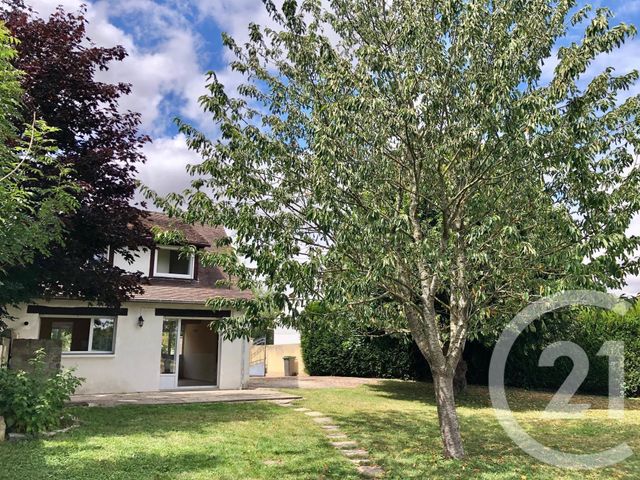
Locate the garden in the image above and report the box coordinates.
[0,382,639,479]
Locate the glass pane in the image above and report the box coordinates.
[156,248,191,276]
[51,322,73,352]
[161,319,178,374]
[169,250,190,275]
[91,318,115,352]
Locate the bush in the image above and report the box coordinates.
[466,303,640,397]
[0,349,83,434]
[301,321,429,380]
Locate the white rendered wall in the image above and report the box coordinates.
[112,247,151,275]
[7,301,249,394]
[273,326,301,345]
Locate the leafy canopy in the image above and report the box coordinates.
[153,0,640,347]
[0,21,77,320]
[0,5,150,310]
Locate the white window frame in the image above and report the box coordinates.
[43,316,118,355]
[153,246,195,279]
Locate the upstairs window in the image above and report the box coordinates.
[154,246,195,279]
[39,317,116,354]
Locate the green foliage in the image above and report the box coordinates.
[467,304,640,396]
[0,349,83,434]
[300,303,429,379]
[0,21,78,324]
[1,6,149,314]
[149,0,640,454]
[152,0,640,353]
[151,225,189,246]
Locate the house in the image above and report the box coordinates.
[5,212,252,394]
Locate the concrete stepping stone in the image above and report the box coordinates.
[321,425,340,430]
[294,407,310,412]
[304,411,324,417]
[330,440,358,449]
[341,449,369,458]
[326,433,348,439]
[312,417,333,424]
[349,458,371,465]
[357,465,384,478]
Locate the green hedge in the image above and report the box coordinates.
[467,303,640,397]
[301,301,640,397]
[300,321,430,380]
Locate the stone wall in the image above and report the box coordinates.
[9,339,62,374]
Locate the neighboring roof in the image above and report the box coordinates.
[132,211,251,305]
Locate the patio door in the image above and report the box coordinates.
[160,318,179,389]
[160,318,220,390]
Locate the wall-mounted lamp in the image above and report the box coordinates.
[137,315,144,328]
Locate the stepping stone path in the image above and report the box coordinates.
[312,417,333,424]
[272,399,385,478]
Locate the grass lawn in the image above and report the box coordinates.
[0,382,638,479]
[284,382,640,479]
[0,401,359,480]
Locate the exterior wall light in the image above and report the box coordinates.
[137,316,144,328]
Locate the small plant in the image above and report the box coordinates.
[0,348,83,435]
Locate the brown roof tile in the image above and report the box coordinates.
[133,211,251,304]
[142,211,211,247]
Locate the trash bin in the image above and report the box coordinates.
[283,356,297,376]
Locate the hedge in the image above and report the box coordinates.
[301,300,640,396]
[300,321,430,380]
[466,303,640,397]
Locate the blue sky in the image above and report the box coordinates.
[28,0,640,293]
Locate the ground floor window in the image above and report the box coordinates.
[39,317,116,353]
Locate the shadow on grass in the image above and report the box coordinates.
[365,380,640,413]
[0,401,358,480]
[325,404,639,479]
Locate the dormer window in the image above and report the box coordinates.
[154,246,195,279]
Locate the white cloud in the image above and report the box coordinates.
[135,133,201,206]
[24,0,212,203]
[26,0,207,135]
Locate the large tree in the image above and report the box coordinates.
[0,21,77,324]
[0,4,150,309]
[152,0,640,458]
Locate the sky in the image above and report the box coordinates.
[23,0,640,295]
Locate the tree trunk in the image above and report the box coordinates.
[433,372,465,459]
[453,358,468,395]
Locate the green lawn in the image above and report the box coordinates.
[0,401,358,480]
[284,382,640,479]
[0,382,638,479]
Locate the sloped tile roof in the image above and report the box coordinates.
[132,211,251,304]
[142,211,211,247]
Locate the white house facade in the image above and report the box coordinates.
[5,212,252,394]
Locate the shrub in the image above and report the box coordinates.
[0,349,83,434]
[466,303,640,397]
[301,321,429,380]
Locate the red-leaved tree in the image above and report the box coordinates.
[0,3,151,308]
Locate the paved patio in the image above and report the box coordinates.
[247,376,382,389]
[68,377,381,407]
[69,388,301,407]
